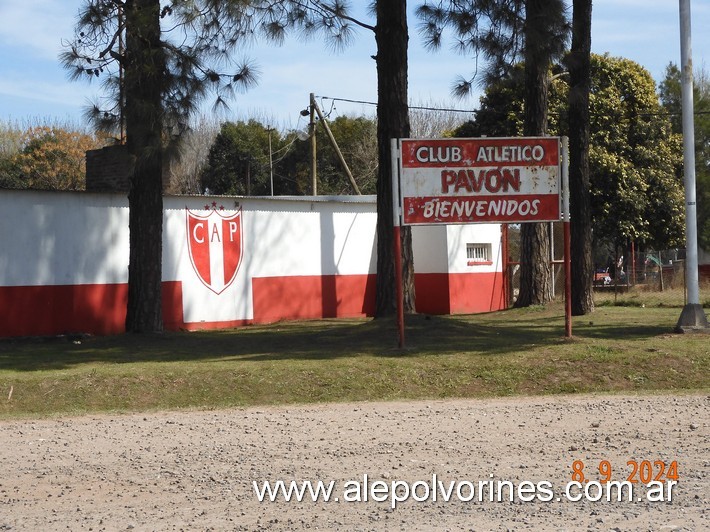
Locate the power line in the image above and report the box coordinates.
[317,94,710,118]
[317,95,478,114]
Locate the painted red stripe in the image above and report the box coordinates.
[448,272,506,314]
[415,272,506,314]
[0,282,184,337]
[188,216,211,285]
[414,274,451,314]
[0,284,127,337]
[252,274,377,322]
[0,272,505,337]
[222,217,241,286]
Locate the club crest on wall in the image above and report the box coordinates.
[186,203,243,295]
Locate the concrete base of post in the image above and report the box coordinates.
[675,303,710,333]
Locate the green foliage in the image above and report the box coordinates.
[201,120,291,196]
[660,63,710,251]
[201,115,377,196]
[452,63,567,137]
[453,54,685,250]
[295,115,377,195]
[587,56,684,249]
[0,122,27,188]
[658,63,683,133]
[0,158,22,189]
[61,1,358,332]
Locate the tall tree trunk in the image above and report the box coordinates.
[374,0,415,317]
[515,0,552,307]
[568,0,594,315]
[124,0,165,332]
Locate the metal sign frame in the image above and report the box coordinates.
[397,137,562,225]
[391,136,571,347]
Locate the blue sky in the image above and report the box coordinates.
[1,0,709,130]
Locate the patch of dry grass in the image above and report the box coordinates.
[0,305,707,419]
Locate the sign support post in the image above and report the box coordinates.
[391,139,405,347]
[393,136,566,344]
[561,137,572,338]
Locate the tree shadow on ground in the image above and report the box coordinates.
[0,308,676,372]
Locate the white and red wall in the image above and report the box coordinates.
[0,190,506,337]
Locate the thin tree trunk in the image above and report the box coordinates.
[124,0,165,332]
[374,0,415,317]
[516,0,552,307]
[568,0,594,315]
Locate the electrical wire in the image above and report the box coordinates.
[316,94,710,118]
[317,95,478,114]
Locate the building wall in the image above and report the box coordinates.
[85,145,132,193]
[0,190,505,337]
[412,223,505,314]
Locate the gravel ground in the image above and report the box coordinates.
[0,394,707,531]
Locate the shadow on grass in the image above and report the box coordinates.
[570,322,675,339]
[0,306,678,372]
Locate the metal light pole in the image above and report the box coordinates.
[675,0,709,332]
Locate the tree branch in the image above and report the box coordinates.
[308,0,375,32]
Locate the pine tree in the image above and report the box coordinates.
[63,0,261,332]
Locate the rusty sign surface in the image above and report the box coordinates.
[397,137,561,225]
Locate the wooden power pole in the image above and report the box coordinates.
[311,98,362,195]
[309,93,317,195]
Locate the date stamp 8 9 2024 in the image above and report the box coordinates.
[570,460,679,484]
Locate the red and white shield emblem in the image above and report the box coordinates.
[186,206,243,294]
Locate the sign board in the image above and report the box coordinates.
[397,137,561,225]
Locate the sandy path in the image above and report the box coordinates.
[0,394,707,531]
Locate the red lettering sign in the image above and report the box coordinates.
[398,137,561,224]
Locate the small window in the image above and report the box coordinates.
[466,243,492,265]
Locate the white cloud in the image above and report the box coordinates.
[594,0,675,9]
[0,76,91,109]
[0,0,80,59]
[0,0,707,126]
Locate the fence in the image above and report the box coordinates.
[592,250,710,308]
[505,223,710,309]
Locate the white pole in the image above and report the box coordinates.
[391,138,401,228]
[676,0,708,330]
[561,136,572,337]
[391,138,405,347]
[680,0,699,304]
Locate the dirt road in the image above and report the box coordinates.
[1,394,707,530]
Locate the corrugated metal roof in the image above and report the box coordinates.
[170,194,377,204]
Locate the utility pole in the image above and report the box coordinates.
[311,99,362,195]
[310,93,317,195]
[675,0,709,332]
[267,126,274,196]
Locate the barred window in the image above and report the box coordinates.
[467,243,492,264]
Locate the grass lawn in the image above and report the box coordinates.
[594,285,710,308]
[0,304,707,419]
